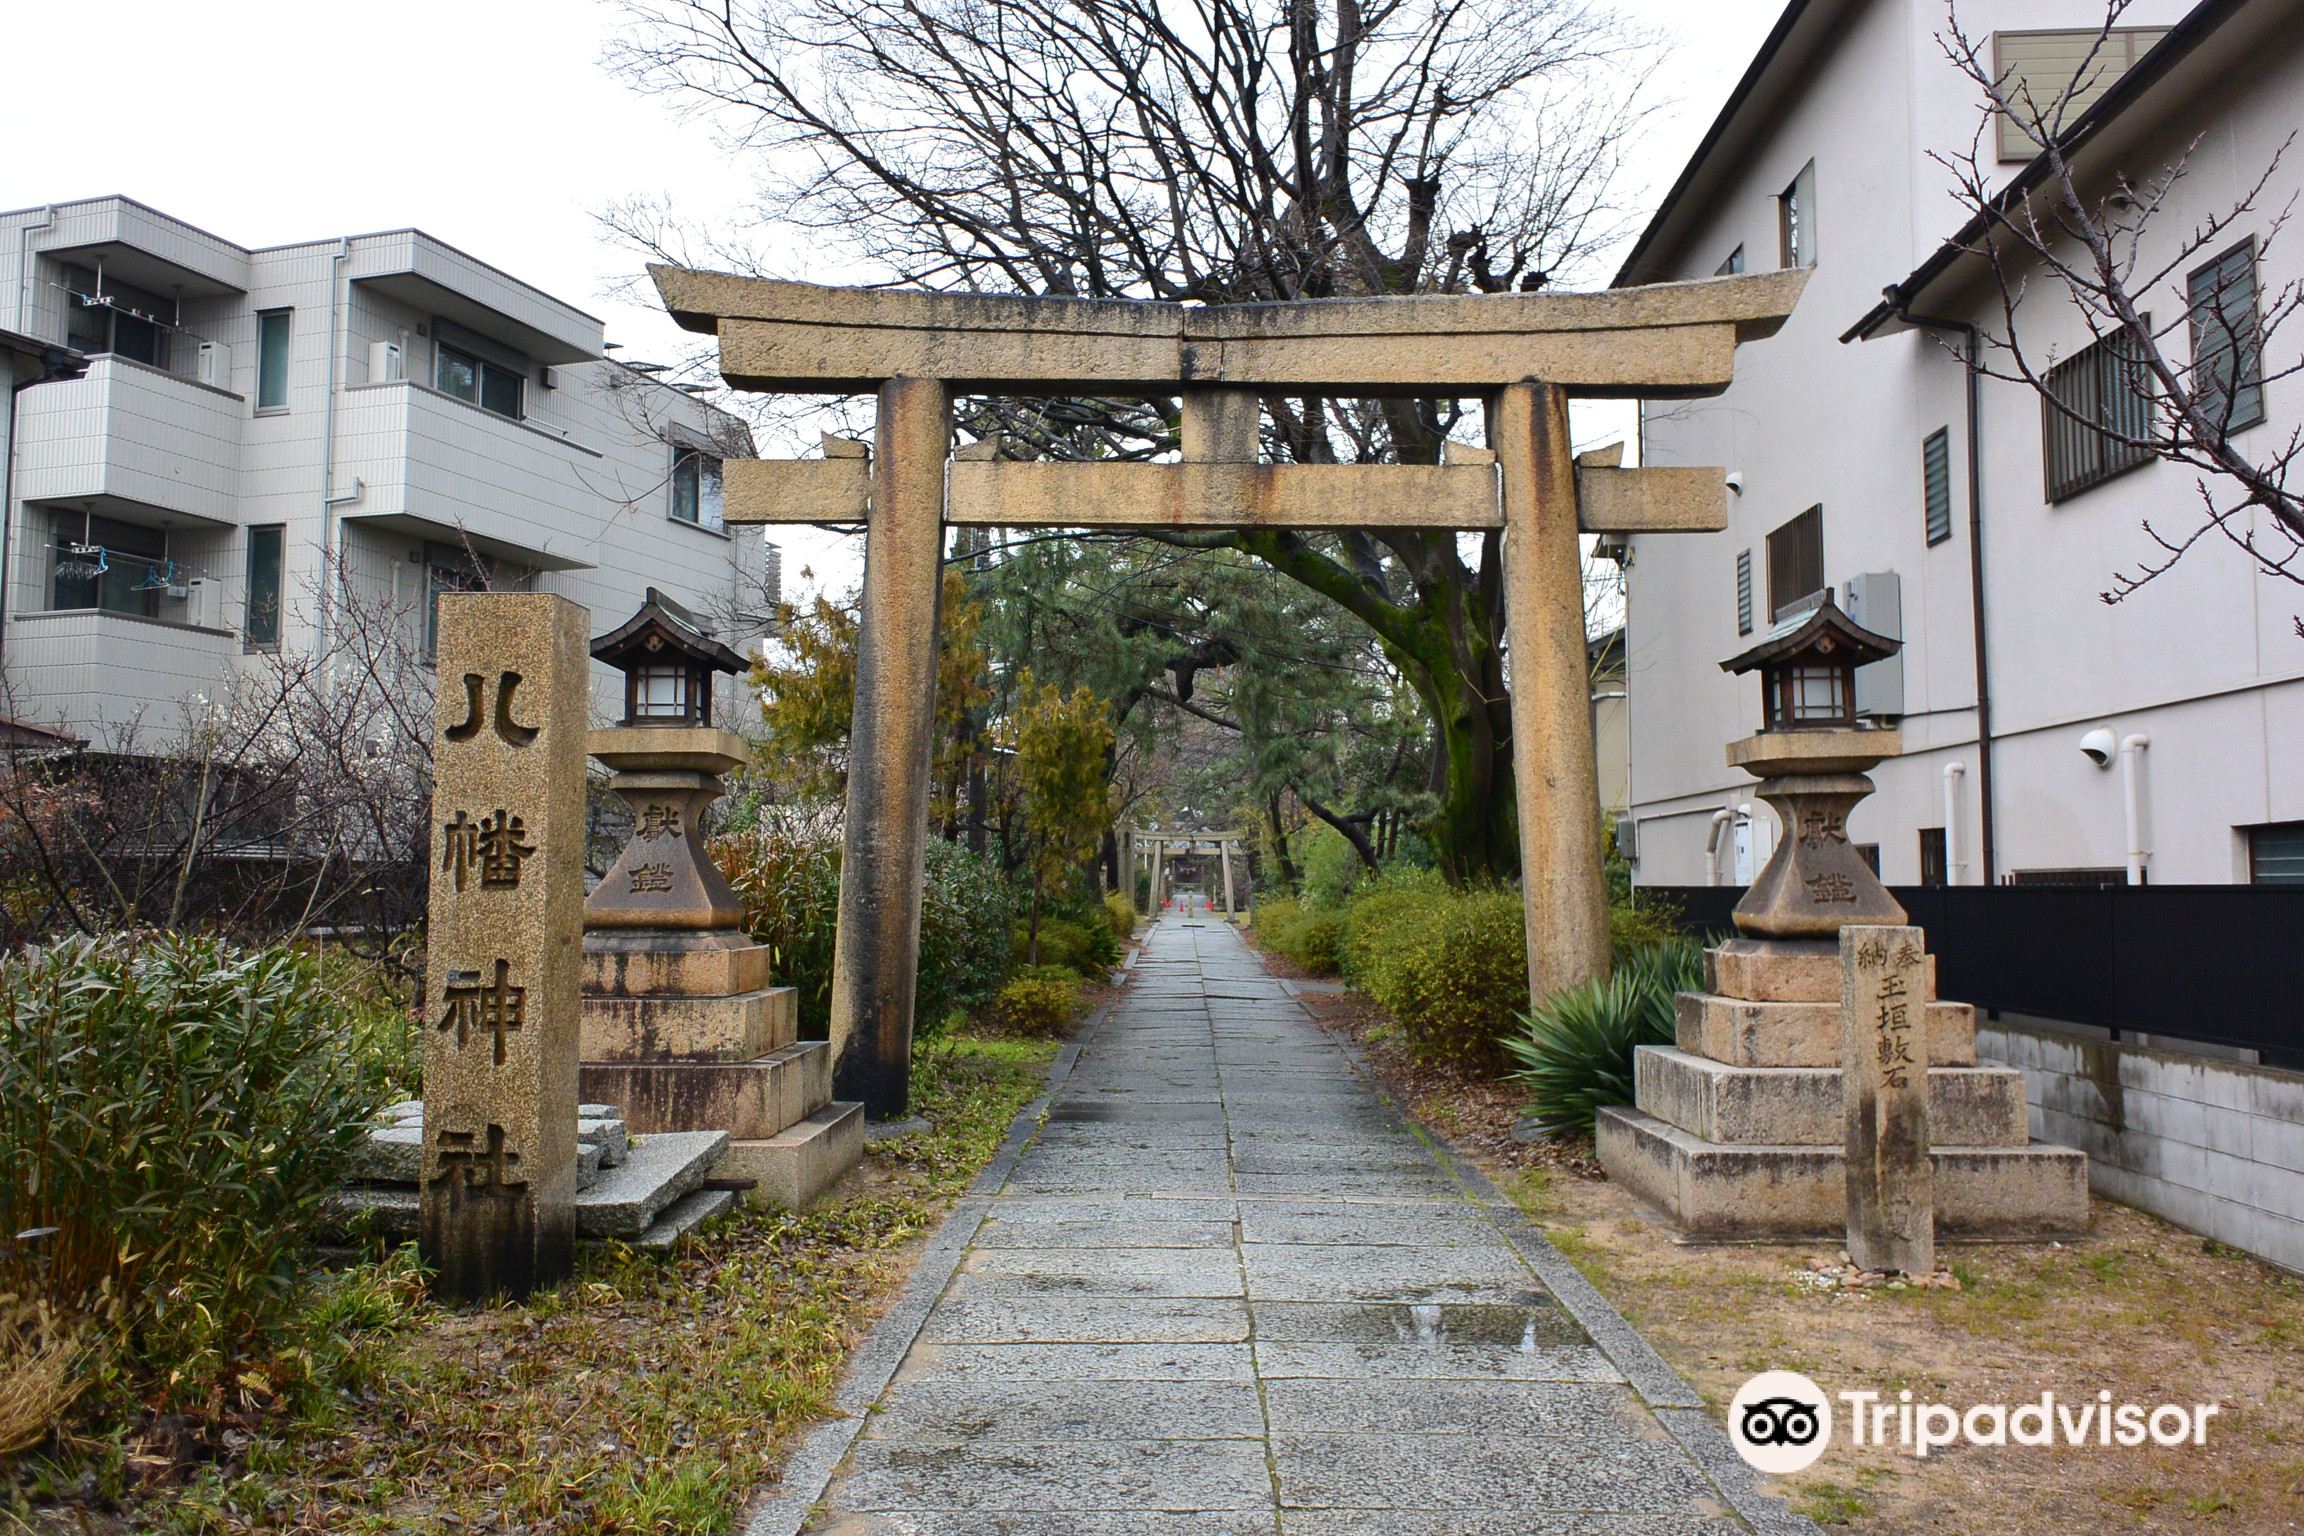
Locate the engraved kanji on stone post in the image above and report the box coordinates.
[420,592,590,1301]
[1842,923,1934,1276]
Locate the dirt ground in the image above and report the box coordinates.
[1297,987,2304,1535]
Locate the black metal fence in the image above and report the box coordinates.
[1636,884,2304,1069]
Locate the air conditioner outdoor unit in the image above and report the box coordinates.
[179,578,223,629]
[1613,814,1638,862]
[369,340,405,383]
[196,341,232,388]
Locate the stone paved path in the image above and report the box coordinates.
[786,912,1804,1536]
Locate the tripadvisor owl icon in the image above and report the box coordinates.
[1729,1371,1833,1474]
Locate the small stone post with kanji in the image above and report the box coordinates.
[1841,924,1934,1275]
[420,592,589,1301]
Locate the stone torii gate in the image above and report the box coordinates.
[654,265,1807,1117]
[1133,828,1246,918]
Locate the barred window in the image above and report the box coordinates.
[2042,328,2151,502]
[1922,426,1954,545]
[1766,506,1824,621]
[2188,240,2263,435]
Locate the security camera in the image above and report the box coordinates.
[1724,471,1746,496]
[2078,727,2116,769]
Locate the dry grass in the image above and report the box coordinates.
[0,1300,87,1457]
[1301,989,2304,1535]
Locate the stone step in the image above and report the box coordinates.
[580,1039,831,1141]
[576,1129,730,1240]
[351,1119,611,1188]
[1633,1046,2030,1147]
[1708,939,1938,1004]
[719,1102,864,1210]
[583,937,773,998]
[580,986,797,1063]
[1595,1105,2090,1240]
[636,1187,739,1249]
[1676,992,1976,1068]
[325,1129,730,1243]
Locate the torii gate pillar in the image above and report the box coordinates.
[826,377,950,1117]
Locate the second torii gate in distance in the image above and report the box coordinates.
[655,265,1808,1117]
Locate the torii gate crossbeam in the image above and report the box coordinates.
[654,265,1809,1117]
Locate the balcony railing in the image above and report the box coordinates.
[12,356,243,525]
[7,609,246,743]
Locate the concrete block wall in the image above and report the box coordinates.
[1981,1020,2304,1273]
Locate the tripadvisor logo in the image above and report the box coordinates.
[1728,1371,2222,1470]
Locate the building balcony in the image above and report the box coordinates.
[334,381,601,572]
[12,356,243,527]
[5,608,245,742]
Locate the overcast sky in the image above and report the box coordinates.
[0,0,1782,595]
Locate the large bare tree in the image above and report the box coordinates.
[1936,1,2303,630]
[605,0,1650,880]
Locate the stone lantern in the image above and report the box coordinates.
[1718,592,1905,937]
[585,589,749,933]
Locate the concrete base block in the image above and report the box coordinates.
[576,1129,730,1240]
[637,1187,738,1249]
[582,933,773,998]
[1708,938,1936,1004]
[1676,991,1975,1068]
[1633,1047,2030,1148]
[579,986,797,1062]
[723,1102,864,1210]
[580,1040,831,1140]
[1596,1106,2090,1240]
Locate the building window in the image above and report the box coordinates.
[2188,240,2264,435]
[61,265,176,369]
[1918,827,1948,886]
[51,515,167,617]
[1922,426,1954,546]
[1766,506,1824,621]
[2249,822,2304,885]
[2043,327,2152,502]
[245,526,285,649]
[435,343,524,420]
[1716,245,1745,276]
[255,311,292,411]
[1735,548,1754,636]
[1992,28,2172,162]
[1777,160,1817,269]
[670,446,724,528]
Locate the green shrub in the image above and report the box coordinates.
[1337,867,1444,988]
[718,814,1018,1036]
[1502,936,1706,1133]
[0,932,387,1413]
[1016,914,1117,974]
[1297,824,1366,910]
[1251,897,1344,974]
[993,965,1082,1034]
[1103,891,1137,947]
[1352,886,1527,1071]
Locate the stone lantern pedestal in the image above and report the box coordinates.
[578,595,859,1209]
[1597,598,2087,1241]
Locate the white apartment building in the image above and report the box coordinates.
[0,196,777,742]
[1614,0,2302,890]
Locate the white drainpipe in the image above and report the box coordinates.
[1942,761,1967,884]
[1705,807,1735,886]
[2121,734,2152,885]
[315,236,350,675]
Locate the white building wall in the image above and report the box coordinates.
[1625,0,2246,888]
[0,197,769,742]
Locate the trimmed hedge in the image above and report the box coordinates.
[1252,897,1344,974]
[1346,884,1528,1072]
[994,964,1082,1034]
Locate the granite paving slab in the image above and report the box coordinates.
[776,914,1810,1536]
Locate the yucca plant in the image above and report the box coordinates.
[1503,937,1706,1134]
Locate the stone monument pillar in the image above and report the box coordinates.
[420,592,590,1301]
[1843,925,1933,1274]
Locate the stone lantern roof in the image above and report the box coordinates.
[1717,592,1898,676]
[590,588,749,676]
